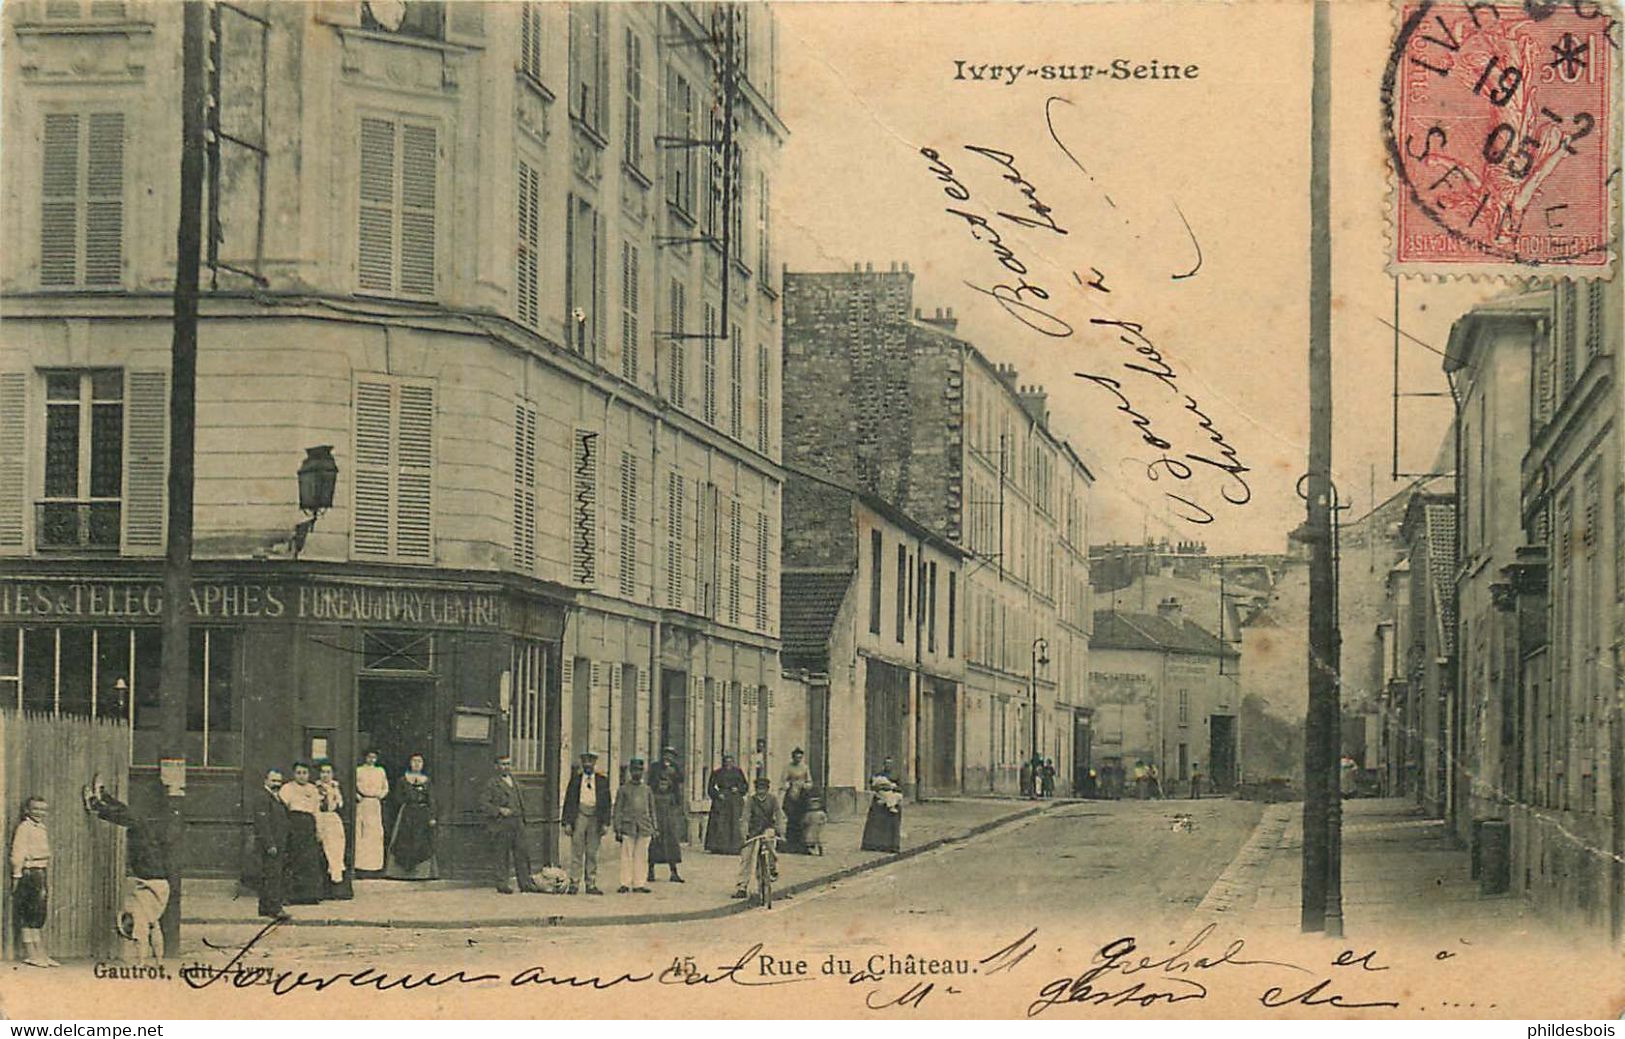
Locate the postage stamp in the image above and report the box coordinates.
[1384,0,1619,275]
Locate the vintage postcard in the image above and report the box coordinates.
[0,0,1622,1023]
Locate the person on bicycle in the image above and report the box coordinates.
[732,776,786,899]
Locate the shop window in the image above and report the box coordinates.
[0,628,18,708]
[131,628,239,766]
[510,640,548,773]
[363,629,434,672]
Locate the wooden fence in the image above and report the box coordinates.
[1,709,129,961]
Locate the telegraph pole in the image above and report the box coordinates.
[1301,0,1338,935]
[159,0,208,957]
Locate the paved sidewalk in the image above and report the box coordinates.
[183,796,1048,929]
[1190,797,1561,942]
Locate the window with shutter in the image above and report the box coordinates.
[728,499,741,625]
[352,377,435,562]
[668,280,686,408]
[39,111,124,289]
[565,195,602,357]
[122,371,166,553]
[357,116,437,298]
[666,70,695,214]
[519,4,543,83]
[516,160,540,328]
[666,470,685,608]
[513,402,537,570]
[755,510,769,631]
[757,343,770,454]
[568,4,606,133]
[1560,281,1578,393]
[729,325,742,438]
[570,427,599,586]
[702,303,717,425]
[620,241,640,383]
[619,451,638,598]
[624,28,644,171]
[0,374,28,552]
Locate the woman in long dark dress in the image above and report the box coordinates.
[278,762,326,904]
[704,754,748,854]
[780,748,813,853]
[648,771,686,882]
[860,775,903,853]
[385,753,437,880]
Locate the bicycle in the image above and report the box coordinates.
[741,829,778,908]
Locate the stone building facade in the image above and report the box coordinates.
[781,268,1094,796]
[0,0,785,875]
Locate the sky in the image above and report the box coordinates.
[772,1,1495,553]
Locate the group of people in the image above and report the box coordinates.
[1020,756,1059,799]
[254,751,438,919]
[553,746,689,895]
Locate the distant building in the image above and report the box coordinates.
[1088,600,1240,792]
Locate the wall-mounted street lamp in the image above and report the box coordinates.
[292,445,339,559]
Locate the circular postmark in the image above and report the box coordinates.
[1382,0,1618,268]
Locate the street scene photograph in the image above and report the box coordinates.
[0,0,1621,1022]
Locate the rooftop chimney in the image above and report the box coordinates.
[1157,597,1183,624]
[995,362,1019,388]
[1018,384,1049,426]
[918,305,958,333]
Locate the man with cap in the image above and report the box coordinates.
[561,749,611,894]
[613,757,658,894]
[481,754,542,894]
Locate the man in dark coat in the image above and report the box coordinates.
[561,750,612,895]
[253,768,291,920]
[481,754,542,894]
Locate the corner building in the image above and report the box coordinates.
[0,1,785,876]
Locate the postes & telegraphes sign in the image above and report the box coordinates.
[0,578,507,629]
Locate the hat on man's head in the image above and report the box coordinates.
[629,757,645,769]
[579,749,599,761]
[754,775,771,789]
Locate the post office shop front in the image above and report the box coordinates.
[0,572,568,878]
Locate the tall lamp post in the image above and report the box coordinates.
[1030,637,1049,797]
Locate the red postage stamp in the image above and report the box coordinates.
[1385,1,1617,273]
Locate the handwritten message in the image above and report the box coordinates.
[167,920,1424,1016]
[919,96,1253,525]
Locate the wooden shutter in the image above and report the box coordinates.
[618,451,637,598]
[0,374,27,551]
[398,124,437,296]
[352,380,393,557]
[620,241,639,383]
[394,383,434,559]
[519,4,542,80]
[702,304,717,425]
[729,326,742,438]
[357,117,395,292]
[666,470,684,608]
[40,113,79,287]
[755,510,769,631]
[668,280,685,407]
[516,160,539,328]
[593,208,606,358]
[513,402,537,570]
[757,342,769,453]
[84,112,124,286]
[728,499,741,624]
[570,427,599,586]
[122,370,167,553]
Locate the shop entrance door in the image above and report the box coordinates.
[358,677,436,787]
